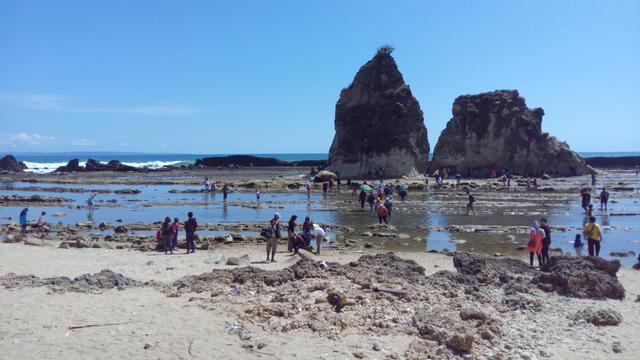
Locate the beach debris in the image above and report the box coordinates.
[204,255,225,265]
[143,343,151,350]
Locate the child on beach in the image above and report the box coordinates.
[171,218,180,251]
[573,234,584,256]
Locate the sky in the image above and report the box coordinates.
[1,0,639,154]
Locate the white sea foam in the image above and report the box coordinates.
[22,160,188,174]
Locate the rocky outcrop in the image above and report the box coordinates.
[85,159,138,172]
[328,48,430,179]
[55,159,141,172]
[55,159,83,172]
[585,156,640,168]
[431,90,591,177]
[533,256,624,300]
[0,155,27,172]
[194,155,327,168]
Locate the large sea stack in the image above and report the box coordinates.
[430,90,591,177]
[328,48,430,179]
[0,154,27,172]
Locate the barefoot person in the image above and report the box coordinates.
[580,189,591,213]
[184,211,197,254]
[171,217,180,251]
[583,216,603,257]
[266,213,281,262]
[528,221,544,267]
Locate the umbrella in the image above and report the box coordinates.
[359,184,373,191]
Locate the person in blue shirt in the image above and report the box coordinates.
[19,208,28,233]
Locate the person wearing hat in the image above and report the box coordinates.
[267,213,281,262]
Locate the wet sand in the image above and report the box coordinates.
[1,168,640,359]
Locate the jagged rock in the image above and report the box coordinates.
[447,334,474,352]
[327,48,430,179]
[533,256,624,299]
[85,159,139,172]
[114,226,128,234]
[0,155,27,172]
[55,159,83,172]
[571,308,622,326]
[313,170,337,183]
[226,254,249,266]
[431,90,592,177]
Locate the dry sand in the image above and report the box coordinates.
[0,243,639,360]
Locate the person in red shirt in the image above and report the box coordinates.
[377,205,388,224]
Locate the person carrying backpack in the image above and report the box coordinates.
[184,211,198,254]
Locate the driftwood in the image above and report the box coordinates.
[68,322,126,330]
[373,287,407,296]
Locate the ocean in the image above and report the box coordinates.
[5,151,640,174]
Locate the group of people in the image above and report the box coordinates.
[262,213,326,262]
[156,212,198,254]
[17,208,47,234]
[430,169,463,188]
[203,177,230,201]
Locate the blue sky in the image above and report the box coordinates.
[1,0,639,153]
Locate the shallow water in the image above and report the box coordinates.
[2,172,639,266]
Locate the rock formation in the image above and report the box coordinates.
[194,155,326,168]
[431,90,591,177]
[0,154,27,172]
[328,48,430,179]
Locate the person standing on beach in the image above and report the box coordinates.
[573,234,584,256]
[222,184,229,202]
[455,173,462,186]
[580,189,591,213]
[358,189,367,209]
[465,188,475,215]
[367,191,375,212]
[19,208,28,233]
[539,218,551,264]
[302,216,313,247]
[204,177,210,191]
[306,182,312,200]
[599,187,609,211]
[528,221,544,267]
[287,215,297,252]
[533,178,538,192]
[266,213,281,262]
[160,217,174,255]
[591,172,597,186]
[256,190,261,202]
[583,216,603,257]
[86,192,97,215]
[171,218,180,251]
[398,184,407,202]
[184,212,197,254]
[377,204,389,224]
[384,196,393,218]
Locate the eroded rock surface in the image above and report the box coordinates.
[328,49,430,179]
[431,90,591,177]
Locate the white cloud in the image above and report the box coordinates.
[0,132,55,146]
[71,138,96,146]
[119,141,127,147]
[0,92,196,116]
